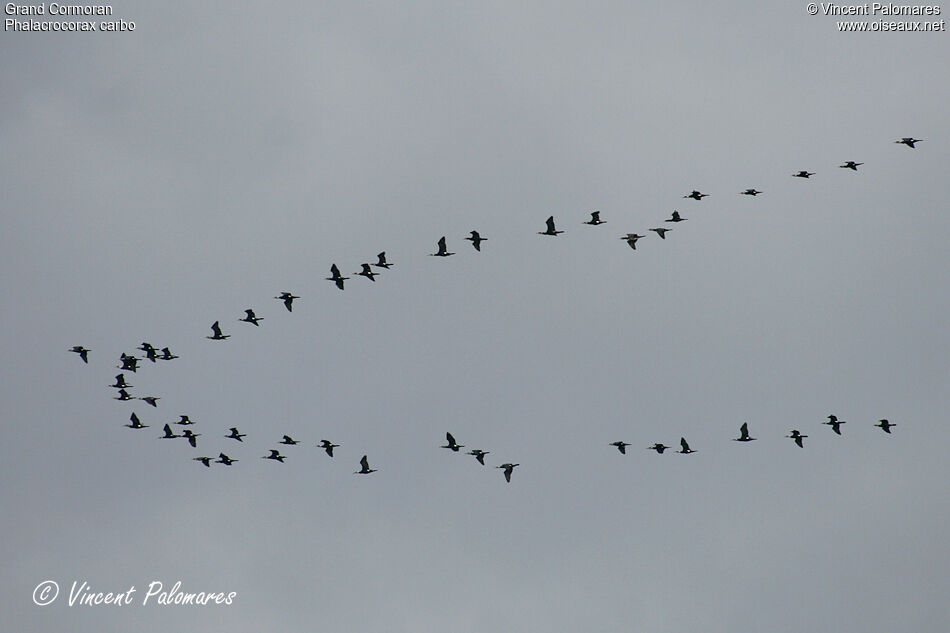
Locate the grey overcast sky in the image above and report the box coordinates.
[2,2,949,631]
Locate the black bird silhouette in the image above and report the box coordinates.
[193,457,212,467]
[240,309,263,326]
[373,252,393,269]
[792,170,815,178]
[465,231,486,251]
[110,374,132,389]
[441,432,464,452]
[207,321,230,340]
[318,439,339,457]
[216,453,238,466]
[326,264,349,290]
[822,414,846,435]
[466,449,489,465]
[895,137,922,148]
[159,347,179,360]
[497,463,519,482]
[678,437,696,454]
[839,161,863,170]
[226,427,246,441]
[139,396,160,408]
[430,236,455,257]
[734,422,756,442]
[279,435,300,446]
[683,190,708,200]
[649,227,671,239]
[142,345,159,363]
[583,211,605,225]
[355,455,377,474]
[174,415,194,425]
[539,216,564,236]
[787,429,807,448]
[117,354,140,373]
[159,424,180,439]
[263,449,286,463]
[355,263,378,281]
[181,429,201,448]
[609,441,630,454]
[125,412,148,429]
[621,233,645,249]
[875,419,896,434]
[114,389,134,401]
[740,189,762,196]
[69,346,90,363]
[648,443,670,454]
[274,292,299,312]
[666,210,687,223]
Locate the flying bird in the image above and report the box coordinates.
[355,263,378,281]
[895,137,922,148]
[792,170,815,178]
[142,346,159,363]
[139,396,160,408]
[174,415,194,425]
[649,227,671,239]
[226,427,246,441]
[69,346,90,363]
[734,422,756,442]
[159,424,180,439]
[823,414,846,435]
[678,438,696,454]
[240,309,263,326]
[647,443,670,454]
[216,453,238,466]
[666,210,687,223]
[110,374,132,389]
[274,292,299,312]
[430,236,455,257]
[279,435,300,445]
[326,264,349,290]
[374,252,393,269]
[583,211,605,225]
[875,419,896,434]
[466,449,489,465]
[539,216,564,236]
[740,189,762,196]
[125,412,148,429]
[207,321,230,340]
[114,389,134,401]
[839,161,863,170]
[620,233,645,249]
[465,231,486,251]
[318,439,339,457]
[181,429,201,448]
[441,432,464,452]
[683,190,708,200]
[787,429,807,448]
[193,457,213,467]
[609,441,630,455]
[496,462,519,482]
[263,449,286,463]
[159,347,179,360]
[117,354,140,373]
[355,455,377,474]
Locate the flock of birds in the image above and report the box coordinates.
[67,137,924,483]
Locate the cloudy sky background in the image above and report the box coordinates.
[3,2,949,631]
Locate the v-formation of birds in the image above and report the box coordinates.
[69,138,922,481]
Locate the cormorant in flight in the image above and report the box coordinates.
[465,231,486,251]
[430,236,455,257]
[207,321,230,340]
[240,309,263,326]
[539,216,564,236]
[274,292,299,312]
[583,211,605,225]
[70,346,90,363]
[326,264,349,290]
[497,462,519,482]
